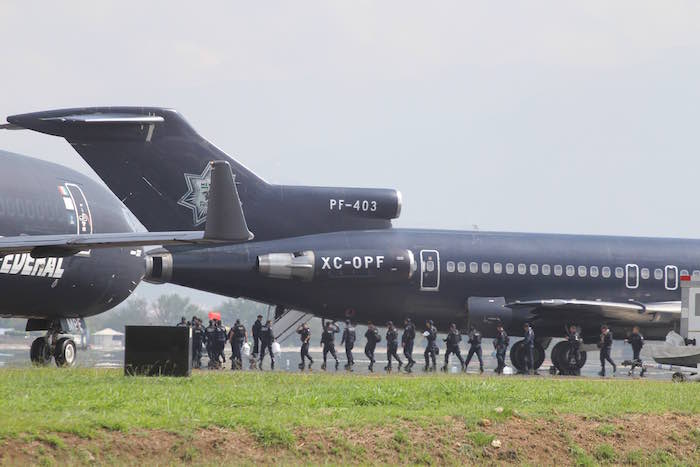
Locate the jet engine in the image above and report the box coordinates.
[144,250,173,284]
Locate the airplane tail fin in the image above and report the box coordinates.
[7,107,266,233]
[7,107,401,240]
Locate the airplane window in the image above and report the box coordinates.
[641,268,649,280]
[518,264,527,275]
[530,264,538,275]
[654,268,663,280]
[602,266,611,278]
[506,263,515,274]
[542,264,551,275]
[470,262,478,273]
[457,262,467,273]
[566,265,575,277]
[590,266,599,278]
[446,261,455,273]
[615,267,624,279]
[693,270,700,279]
[427,260,435,272]
[554,265,563,276]
[681,269,689,277]
[481,262,491,274]
[578,266,587,277]
[493,263,502,274]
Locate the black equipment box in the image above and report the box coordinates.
[124,326,192,377]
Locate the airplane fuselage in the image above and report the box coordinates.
[154,228,695,341]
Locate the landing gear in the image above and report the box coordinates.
[30,337,51,365]
[28,320,79,367]
[550,341,586,375]
[510,340,545,374]
[54,338,77,367]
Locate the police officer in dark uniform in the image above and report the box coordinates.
[598,324,616,376]
[218,320,228,363]
[251,314,263,358]
[204,319,217,369]
[228,319,247,370]
[341,320,356,370]
[626,326,645,377]
[423,320,438,372]
[320,321,340,370]
[566,324,582,376]
[364,321,381,372]
[464,325,484,373]
[442,323,464,372]
[214,320,228,368]
[402,318,416,372]
[191,317,204,369]
[176,316,188,327]
[493,322,509,374]
[385,321,403,372]
[523,322,536,375]
[296,323,313,370]
[259,319,275,370]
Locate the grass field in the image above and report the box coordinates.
[0,369,699,465]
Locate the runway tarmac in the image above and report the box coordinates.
[0,338,681,380]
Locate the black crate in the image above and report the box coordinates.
[124,326,192,377]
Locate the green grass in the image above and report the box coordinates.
[570,443,596,467]
[595,423,617,437]
[0,368,699,438]
[594,443,616,462]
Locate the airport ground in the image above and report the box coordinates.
[0,368,698,466]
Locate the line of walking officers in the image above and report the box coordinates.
[178,316,646,376]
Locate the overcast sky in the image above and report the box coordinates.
[2,2,700,306]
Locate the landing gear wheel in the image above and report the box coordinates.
[510,340,546,374]
[551,341,586,375]
[672,372,687,383]
[510,341,526,373]
[30,337,51,366]
[54,338,77,367]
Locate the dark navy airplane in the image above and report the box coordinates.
[0,144,244,366]
[6,107,692,373]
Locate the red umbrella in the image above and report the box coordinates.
[208,311,221,321]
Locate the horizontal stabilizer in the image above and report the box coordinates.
[40,113,165,124]
[0,231,212,258]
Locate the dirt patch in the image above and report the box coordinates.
[486,413,700,465]
[1,414,698,465]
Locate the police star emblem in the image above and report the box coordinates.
[177,164,212,225]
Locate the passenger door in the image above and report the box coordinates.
[626,264,639,289]
[665,265,678,290]
[420,249,440,291]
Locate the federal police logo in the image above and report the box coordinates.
[177,165,212,225]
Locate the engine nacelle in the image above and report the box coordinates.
[257,251,316,281]
[144,250,173,284]
[258,249,416,283]
[324,188,402,220]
